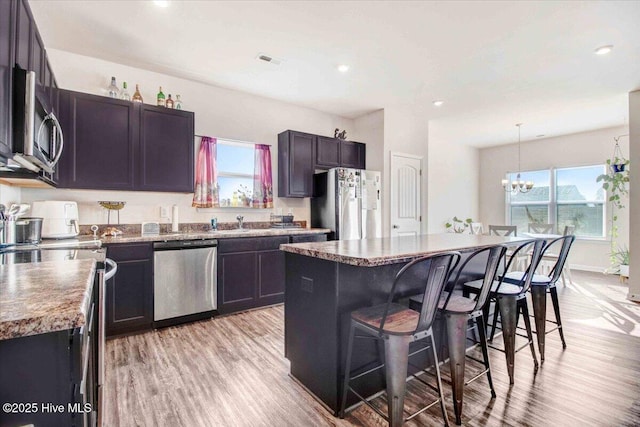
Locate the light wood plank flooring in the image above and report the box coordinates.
[105,271,640,426]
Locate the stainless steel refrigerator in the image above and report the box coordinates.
[311,168,382,240]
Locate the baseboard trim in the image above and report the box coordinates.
[569,264,607,273]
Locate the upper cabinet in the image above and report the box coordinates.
[0,0,58,161]
[339,140,366,169]
[56,90,138,190]
[56,89,195,193]
[278,130,315,197]
[278,130,367,197]
[138,104,194,192]
[0,0,15,159]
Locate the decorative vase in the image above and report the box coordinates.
[620,264,629,277]
[611,164,626,173]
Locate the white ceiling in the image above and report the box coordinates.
[30,0,640,147]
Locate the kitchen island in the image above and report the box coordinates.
[279,233,524,414]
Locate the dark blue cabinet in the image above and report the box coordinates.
[56,89,194,192]
[0,0,15,159]
[105,243,154,337]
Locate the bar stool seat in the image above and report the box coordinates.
[464,279,523,295]
[352,303,420,335]
[502,271,554,285]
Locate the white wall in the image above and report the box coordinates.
[19,49,354,225]
[479,125,630,271]
[427,122,479,233]
[383,105,430,235]
[0,183,21,209]
[628,90,639,301]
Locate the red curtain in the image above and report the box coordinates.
[192,137,219,208]
[252,144,273,209]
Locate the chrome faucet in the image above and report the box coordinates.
[236,215,244,229]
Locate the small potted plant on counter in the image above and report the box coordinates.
[445,216,474,233]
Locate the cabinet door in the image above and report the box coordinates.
[278,130,315,197]
[340,141,366,169]
[257,249,285,304]
[315,136,340,168]
[105,243,154,336]
[217,252,257,314]
[0,0,14,158]
[14,0,31,71]
[30,29,44,85]
[56,90,137,190]
[138,105,194,192]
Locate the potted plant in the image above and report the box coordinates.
[596,136,630,271]
[445,216,473,233]
[612,247,630,277]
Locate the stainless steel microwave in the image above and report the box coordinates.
[11,67,63,174]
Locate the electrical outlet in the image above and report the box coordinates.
[160,206,168,218]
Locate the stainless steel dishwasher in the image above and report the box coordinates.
[153,239,217,324]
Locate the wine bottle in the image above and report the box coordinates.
[175,94,183,110]
[166,94,174,109]
[157,86,165,107]
[107,76,119,98]
[121,82,130,101]
[132,84,143,103]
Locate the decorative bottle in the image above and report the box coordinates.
[175,94,183,110]
[120,82,130,101]
[132,84,144,103]
[107,76,119,98]
[157,86,165,107]
[166,94,174,109]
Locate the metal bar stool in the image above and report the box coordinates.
[502,235,575,361]
[339,252,461,427]
[463,239,545,384]
[409,245,507,425]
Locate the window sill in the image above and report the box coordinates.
[196,207,271,213]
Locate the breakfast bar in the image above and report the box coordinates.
[280,233,524,414]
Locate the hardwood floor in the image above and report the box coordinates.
[105,271,640,426]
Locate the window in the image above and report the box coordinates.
[216,141,255,208]
[507,165,606,238]
[508,170,551,232]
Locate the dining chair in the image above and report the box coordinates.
[470,222,484,235]
[528,223,554,234]
[488,225,517,237]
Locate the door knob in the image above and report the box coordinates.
[392,225,399,229]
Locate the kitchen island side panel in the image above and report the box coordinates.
[285,253,433,413]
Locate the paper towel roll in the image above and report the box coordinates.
[172,205,179,232]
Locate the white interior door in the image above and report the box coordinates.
[390,152,422,237]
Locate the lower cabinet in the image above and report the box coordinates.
[0,279,97,427]
[105,243,154,337]
[217,236,288,314]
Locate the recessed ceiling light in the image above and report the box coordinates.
[337,65,350,73]
[153,0,170,7]
[594,45,613,55]
[432,100,444,107]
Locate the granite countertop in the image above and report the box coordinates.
[280,233,527,267]
[99,227,330,244]
[0,259,97,340]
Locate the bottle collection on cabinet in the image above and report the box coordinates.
[106,77,183,109]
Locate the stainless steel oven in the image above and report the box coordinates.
[11,67,63,174]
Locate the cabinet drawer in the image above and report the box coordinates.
[106,242,153,260]
[218,236,289,253]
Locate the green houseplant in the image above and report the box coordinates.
[596,137,630,271]
[445,216,473,233]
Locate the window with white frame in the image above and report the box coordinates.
[507,165,606,238]
[216,140,255,208]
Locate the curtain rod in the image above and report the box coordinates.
[194,134,272,146]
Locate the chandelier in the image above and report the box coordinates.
[502,123,534,194]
